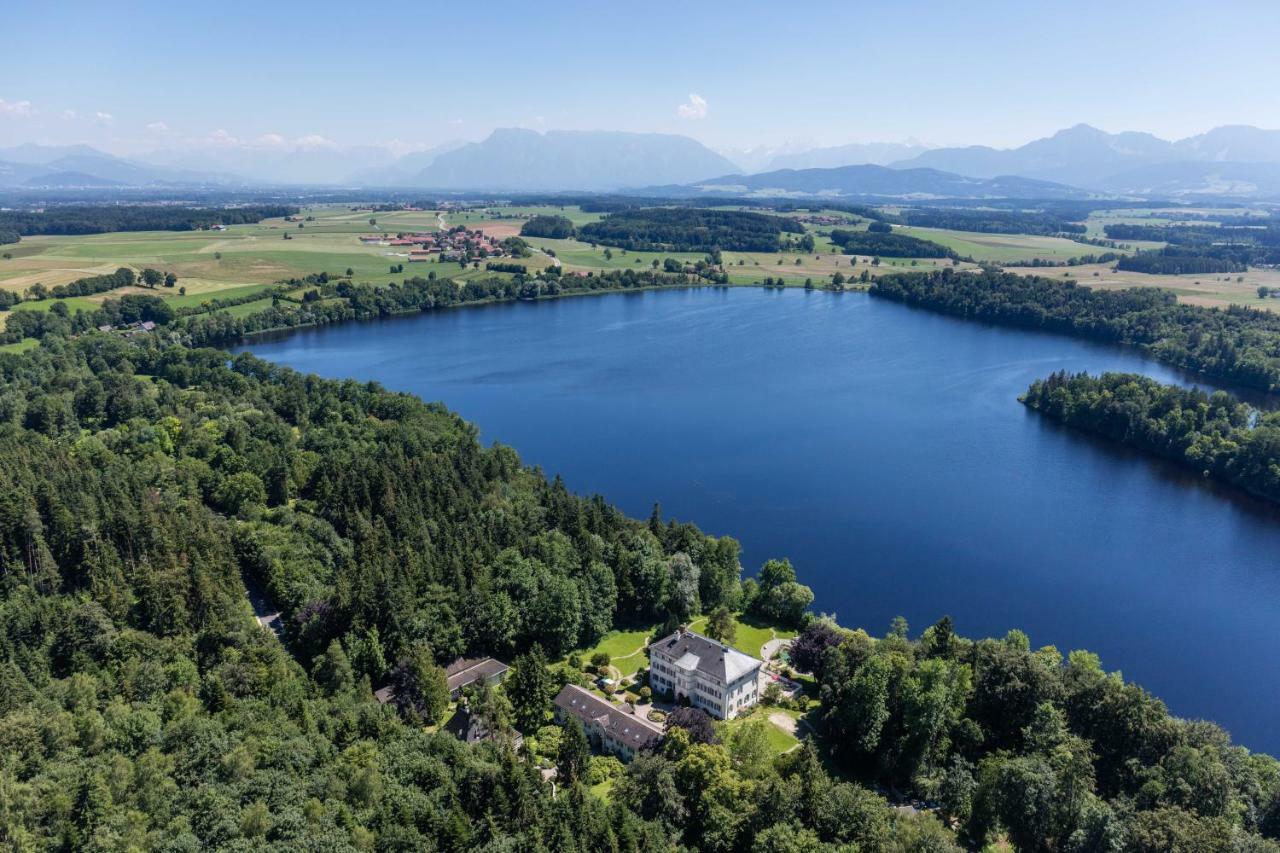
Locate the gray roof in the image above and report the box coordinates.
[554,684,662,751]
[650,628,762,683]
[444,657,508,693]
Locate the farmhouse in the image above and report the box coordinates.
[444,656,509,699]
[648,627,762,719]
[408,250,432,262]
[553,684,663,761]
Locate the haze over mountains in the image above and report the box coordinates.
[3,124,1280,198]
[890,124,1280,195]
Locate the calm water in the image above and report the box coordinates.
[236,288,1280,754]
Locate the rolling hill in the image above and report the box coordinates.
[645,163,1090,200]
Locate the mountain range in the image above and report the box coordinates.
[889,124,1280,195]
[404,129,739,191]
[3,125,1280,198]
[645,164,1087,201]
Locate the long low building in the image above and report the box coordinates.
[553,684,663,761]
[445,657,509,698]
[648,627,762,719]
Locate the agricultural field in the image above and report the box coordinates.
[894,225,1125,264]
[1081,206,1272,240]
[1008,261,1280,311]
[0,205,554,317]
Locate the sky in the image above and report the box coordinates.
[3,0,1280,158]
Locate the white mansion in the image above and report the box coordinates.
[648,627,763,719]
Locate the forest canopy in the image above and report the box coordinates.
[0,204,297,236]
[828,228,956,259]
[578,208,804,252]
[871,268,1280,392]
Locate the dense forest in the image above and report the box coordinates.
[828,229,956,259]
[578,208,804,252]
[1105,222,1280,270]
[0,204,297,238]
[901,209,1087,236]
[1021,371,1280,502]
[799,613,1280,851]
[1115,252,1247,275]
[519,214,577,239]
[871,268,1280,392]
[0,336,981,851]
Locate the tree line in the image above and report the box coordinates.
[0,204,297,237]
[900,208,1087,236]
[1021,371,1280,503]
[828,229,956,259]
[870,268,1280,392]
[578,208,805,253]
[795,613,1280,851]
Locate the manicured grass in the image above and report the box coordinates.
[686,613,797,659]
[718,706,800,756]
[567,626,656,677]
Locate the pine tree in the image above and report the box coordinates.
[508,644,553,732]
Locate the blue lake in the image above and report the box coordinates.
[236,287,1280,754]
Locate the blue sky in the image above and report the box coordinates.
[3,0,1280,156]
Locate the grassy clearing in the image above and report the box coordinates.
[0,337,39,354]
[588,776,617,801]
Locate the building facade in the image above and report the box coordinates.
[553,684,663,761]
[647,627,762,719]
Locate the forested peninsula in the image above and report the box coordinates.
[1021,371,1280,502]
[871,269,1280,392]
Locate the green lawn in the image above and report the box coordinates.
[895,225,1124,264]
[588,776,617,801]
[718,706,801,756]
[687,613,797,659]
[565,626,656,677]
[0,337,39,354]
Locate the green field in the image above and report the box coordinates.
[894,225,1125,263]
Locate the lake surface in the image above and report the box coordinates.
[236,288,1280,754]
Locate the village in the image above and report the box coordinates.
[359,224,519,264]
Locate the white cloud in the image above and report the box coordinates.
[207,128,240,147]
[94,111,114,125]
[0,98,34,117]
[296,133,336,150]
[61,109,77,120]
[676,93,707,120]
[446,118,464,126]
[146,120,170,133]
[254,132,288,148]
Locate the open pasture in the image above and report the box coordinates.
[895,225,1125,264]
[1005,261,1280,311]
